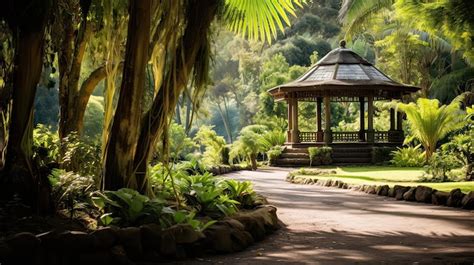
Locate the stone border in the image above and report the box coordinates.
[208,164,252,175]
[286,174,474,210]
[0,205,279,264]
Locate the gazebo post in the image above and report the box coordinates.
[291,96,299,143]
[287,96,293,143]
[367,95,374,143]
[390,108,396,130]
[316,97,323,142]
[323,96,332,144]
[396,111,403,131]
[359,97,365,141]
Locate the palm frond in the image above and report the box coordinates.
[224,0,304,43]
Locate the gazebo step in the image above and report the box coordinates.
[276,158,310,166]
[284,148,309,154]
[281,153,309,159]
[332,147,373,153]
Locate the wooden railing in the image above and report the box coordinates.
[298,131,318,142]
[295,130,403,143]
[332,131,360,142]
[374,131,389,143]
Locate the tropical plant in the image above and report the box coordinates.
[230,125,268,170]
[396,97,466,160]
[258,130,286,152]
[223,179,256,208]
[390,145,425,167]
[62,132,102,179]
[92,188,174,227]
[172,210,216,232]
[49,169,96,218]
[194,125,227,166]
[177,173,239,217]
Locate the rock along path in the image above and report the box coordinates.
[179,167,474,264]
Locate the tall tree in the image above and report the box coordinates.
[0,0,52,211]
[102,0,151,190]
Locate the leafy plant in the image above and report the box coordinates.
[308,147,332,166]
[62,132,102,179]
[230,125,268,170]
[223,179,256,208]
[92,188,173,227]
[49,169,96,218]
[422,152,461,182]
[390,145,425,167]
[173,210,216,232]
[177,174,239,217]
[33,124,60,166]
[194,125,227,166]
[371,147,394,164]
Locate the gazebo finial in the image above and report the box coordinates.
[339,40,346,48]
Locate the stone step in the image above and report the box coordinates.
[284,148,309,154]
[332,148,372,153]
[276,158,310,166]
[280,153,309,159]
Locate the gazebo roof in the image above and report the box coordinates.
[268,41,420,101]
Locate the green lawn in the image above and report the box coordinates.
[296,166,474,193]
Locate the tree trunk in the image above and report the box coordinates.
[133,0,218,193]
[102,0,151,191]
[250,153,257,171]
[1,0,51,212]
[58,0,92,139]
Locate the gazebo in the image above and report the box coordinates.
[268,41,420,148]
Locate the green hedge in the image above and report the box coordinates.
[308,147,332,166]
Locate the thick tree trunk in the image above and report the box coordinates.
[102,0,151,191]
[133,0,218,193]
[1,0,51,212]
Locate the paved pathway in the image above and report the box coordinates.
[183,167,474,264]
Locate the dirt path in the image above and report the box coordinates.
[179,167,474,264]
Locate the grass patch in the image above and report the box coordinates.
[296,166,474,193]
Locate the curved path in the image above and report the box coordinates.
[182,167,474,264]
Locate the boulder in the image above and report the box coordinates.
[92,227,118,249]
[165,224,203,244]
[79,251,112,264]
[332,180,340,187]
[432,191,449,206]
[110,245,133,265]
[58,231,94,251]
[446,188,465,207]
[6,232,40,263]
[337,181,344,188]
[140,223,162,251]
[342,183,349,189]
[394,185,410,200]
[415,186,433,203]
[387,187,395,197]
[116,227,143,259]
[324,180,333,187]
[375,185,389,196]
[402,187,416,201]
[366,185,376,194]
[461,191,474,209]
[203,221,253,253]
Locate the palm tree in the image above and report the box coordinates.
[397,96,466,160]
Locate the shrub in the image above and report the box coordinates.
[194,125,226,165]
[308,147,332,166]
[371,147,394,164]
[390,145,425,167]
[421,152,461,182]
[267,145,283,165]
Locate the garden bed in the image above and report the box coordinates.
[286,173,474,210]
[0,204,279,264]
